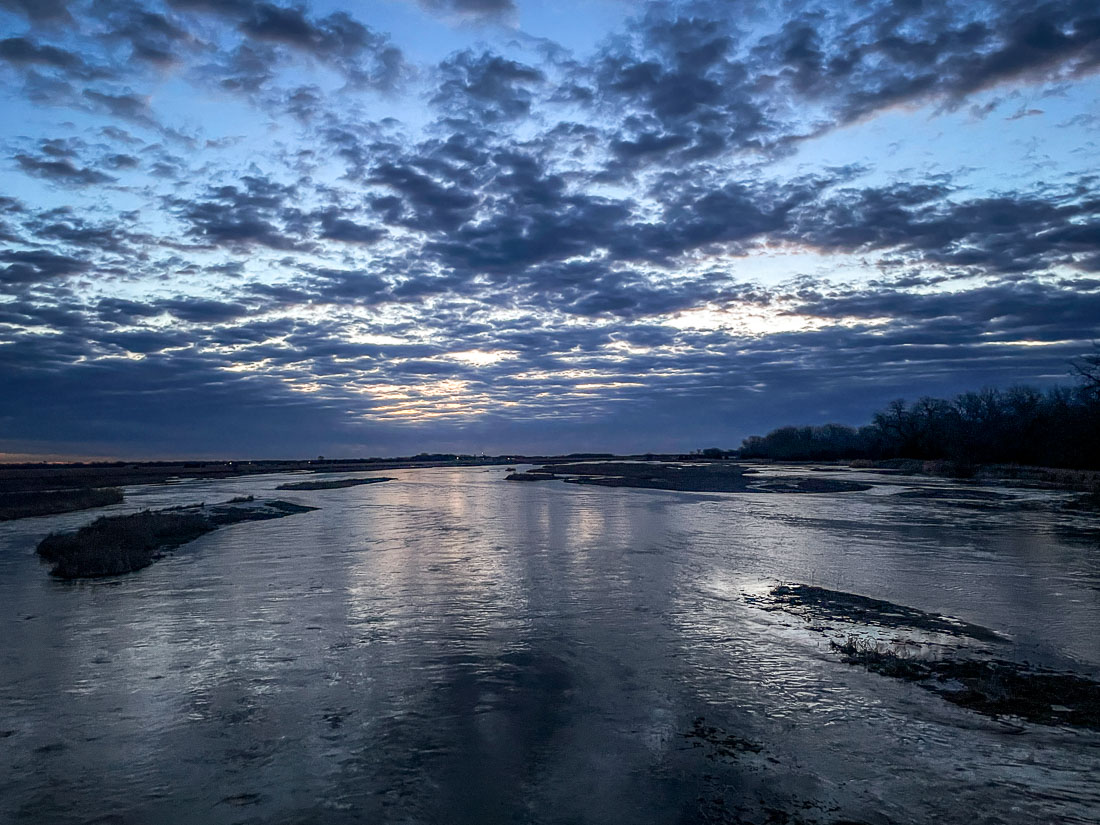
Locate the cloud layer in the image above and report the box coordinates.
[1,0,1098,457]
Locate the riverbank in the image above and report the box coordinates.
[0,487,123,521]
[849,458,1100,491]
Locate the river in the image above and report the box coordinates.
[1,465,1098,824]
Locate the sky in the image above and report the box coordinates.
[0,0,1098,460]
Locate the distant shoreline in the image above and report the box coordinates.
[0,487,124,521]
[3,454,1097,500]
[0,454,675,495]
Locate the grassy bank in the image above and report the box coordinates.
[0,488,123,521]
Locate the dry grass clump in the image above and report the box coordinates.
[36,510,214,578]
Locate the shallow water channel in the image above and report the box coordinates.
[2,465,1099,824]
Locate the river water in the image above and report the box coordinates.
[1,466,1099,824]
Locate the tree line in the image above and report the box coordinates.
[739,350,1100,469]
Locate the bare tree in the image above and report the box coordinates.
[1071,343,1100,394]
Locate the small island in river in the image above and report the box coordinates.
[276,476,394,490]
[507,461,871,493]
[36,497,317,579]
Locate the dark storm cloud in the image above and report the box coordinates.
[96,296,166,324]
[0,350,372,455]
[104,152,140,169]
[0,300,89,333]
[297,266,390,303]
[583,11,774,167]
[23,211,134,254]
[98,329,193,354]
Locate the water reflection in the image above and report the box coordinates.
[0,467,1098,823]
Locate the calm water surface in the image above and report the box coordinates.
[2,466,1099,824]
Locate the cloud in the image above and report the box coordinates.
[0,249,88,285]
[169,0,407,89]
[158,297,251,323]
[14,151,116,186]
[316,210,387,245]
[0,37,103,78]
[170,175,311,250]
[0,0,72,23]
[416,0,515,22]
[1,0,1099,457]
[87,0,193,65]
[433,50,544,121]
[81,88,157,125]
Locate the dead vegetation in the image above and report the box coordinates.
[36,499,317,579]
[37,510,214,578]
